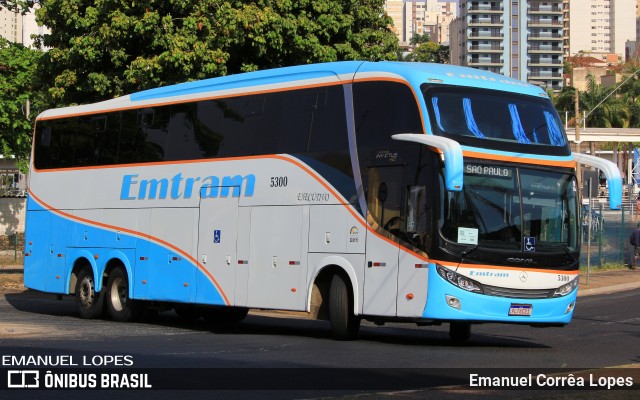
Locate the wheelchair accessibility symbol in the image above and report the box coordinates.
[524,236,535,252]
[213,230,221,244]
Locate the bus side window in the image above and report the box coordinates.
[94,113,121,165]
[353,81,422,197]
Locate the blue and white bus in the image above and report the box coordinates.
[25,61,622,341]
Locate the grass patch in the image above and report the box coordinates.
[579,262,629,272]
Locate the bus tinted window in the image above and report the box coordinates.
[353,81,427,247]
[423,85,569,155]
[353,81,423,152]
[34,84,350,171]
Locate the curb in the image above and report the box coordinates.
[578,281,640,297]
[0,269,22,274]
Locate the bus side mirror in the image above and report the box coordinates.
[573,153,622,210]
[392,134,464,192]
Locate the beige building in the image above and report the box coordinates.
[449,16,465,65]
[564,0,636,62]
[384,1,456,46]
[0,8,23,43]
[385,0,405,41]
[0,6,47,48]
[403,1,456,45]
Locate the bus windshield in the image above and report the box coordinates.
[423,85,567,150]
[440,164,579,253]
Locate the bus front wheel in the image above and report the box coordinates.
[106,267,143,322]
[75,268,104,319]
[329,274,360,340]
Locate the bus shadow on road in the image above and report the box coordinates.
[3,290,550,349]
[3,290,77,317]
[165,312,551,349]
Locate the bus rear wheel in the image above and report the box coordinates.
[75,268,104,319]
[449,322,471,343]
[329,274,360,340]
[106,267,144,322]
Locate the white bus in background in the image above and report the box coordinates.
[24,61,622,341]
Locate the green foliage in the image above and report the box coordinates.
[552,75,637,129]
[407,42,449,64]
[409,33,431,46]
[35,0,399,106]
[0,0,37,14]
[0,38,42,172]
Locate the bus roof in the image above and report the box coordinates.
[37,61,549,120]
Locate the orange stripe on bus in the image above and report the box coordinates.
[27,188,231,306]
[462,150,576,168]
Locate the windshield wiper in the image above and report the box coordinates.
[461,244,480,259]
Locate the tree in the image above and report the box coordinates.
[34,0,398,107]
[406,42,449,64]
[551,86,577,126]
[409,33,431,46]
[581,75,629,128]
[0,38,43,172]
[0,0,37,13]
[552,76,631,129]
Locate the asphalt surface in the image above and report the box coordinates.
[1,265,639,400]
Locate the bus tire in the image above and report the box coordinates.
[329,274,360,340]
[106,267,143,322]
[75,268,104,319]
[449,322,471,343]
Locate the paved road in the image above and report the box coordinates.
[0,287,639,399]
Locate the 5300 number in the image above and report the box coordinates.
[270,177,288,187]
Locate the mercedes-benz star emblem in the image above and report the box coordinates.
[519,271,528,282]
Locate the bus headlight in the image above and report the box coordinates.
[436,265,483,293]
[553,278,579,297]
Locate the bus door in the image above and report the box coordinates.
[363,166,401,317]
[196,187,239,306]
[247,206,308,310]
[148,207,198,303]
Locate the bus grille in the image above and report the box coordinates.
[483,285,555,299]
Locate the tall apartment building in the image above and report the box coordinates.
[403,1,456,45]
[0,6,47,48]
[564,0,636,62]
[385,0,405,42]
[450,1,564,90]
[384,1,457,46]
[0,8,23,43]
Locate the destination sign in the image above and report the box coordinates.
[465,164,513,178]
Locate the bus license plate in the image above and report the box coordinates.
[508,304,532,316]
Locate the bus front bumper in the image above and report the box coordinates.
[422,266,577,325]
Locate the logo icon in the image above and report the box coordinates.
[519,271,529,283]
[7,370,40,388]
[213,230,221,244]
